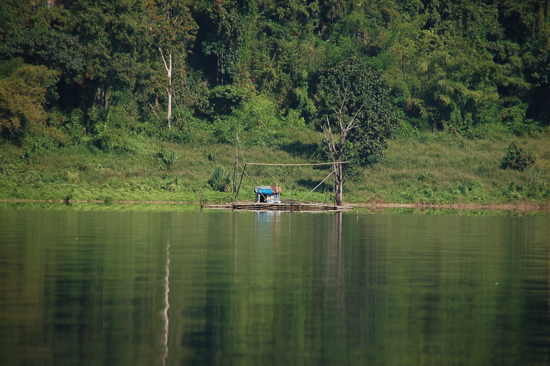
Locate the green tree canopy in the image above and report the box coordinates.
[318,55,397,166]
[0,58,59,137]
[317,55,397,204]
[1,0,549,144]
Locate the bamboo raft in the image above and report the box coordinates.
[204,201,352,212]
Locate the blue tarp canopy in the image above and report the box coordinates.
[255,186,281,194]
[255,186,281,203]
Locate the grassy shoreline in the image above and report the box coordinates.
[1,127,549,207]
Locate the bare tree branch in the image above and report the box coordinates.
[159,47,172,76]
[159,48,173,129]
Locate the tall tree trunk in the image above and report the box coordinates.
[97,86,108,108]
[334,162,343,206]
[167,83,172,129]
[160,48,172,129]
[323,117,347,206]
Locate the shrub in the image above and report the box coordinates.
[209,85,248,116]
[500,143,536,171]
[212,92,282,146]
[156,127,191,143]
[208,166,231,192]
[64,108,85,144]
[93,127,129,153]
[157,148,179,170]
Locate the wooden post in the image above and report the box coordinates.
[234,163,247,202]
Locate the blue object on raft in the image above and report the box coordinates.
[258,188,275,195]
[255,186,282,203]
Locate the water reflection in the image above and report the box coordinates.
[1,210,550,365]
[163,229,170,366]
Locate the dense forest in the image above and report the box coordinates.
[0,0,549,206]
[1,0,549,144]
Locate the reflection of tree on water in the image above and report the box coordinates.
[171,212,548,366]
[174,210,383,365]
[234,211,281,283]
[177,211,285,365]
[7,211,550,365]
[233,211,238,284]
[321,211,355,355]
[518,237,550,365]
[316,211,388,364]
[324,211,344,331]
[177,214,232,366]
[162,229,170,366]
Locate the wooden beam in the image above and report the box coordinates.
[245,162,349,166]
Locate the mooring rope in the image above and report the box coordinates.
[299,168,338,203]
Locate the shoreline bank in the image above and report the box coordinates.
[1,198,548,212]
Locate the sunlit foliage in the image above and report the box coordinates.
[0,58,59,137]
[0,0,548,144]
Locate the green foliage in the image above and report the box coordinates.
[92,127,130,153]
[500,143,536,171]
[313,139,363,182]
[156,126,192,144]
[0,123,549,205]
[108,92,140,131]
[156,148,179,170]
[384,0,534,135]
[213,92,282,146]
[28,127,68,150]
[1,27,83,82]
[88,111,133,154]
[392,119,419,138]
[208,85,248,116]
[208,166,231,192]
[1,0,549,143]
[0,58,59,137]
[63,109,85,144]
[174,69,210,115]
[317,55,398,166]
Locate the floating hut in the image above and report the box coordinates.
[205,184,350,211]
[202,136,351,211]
[255,186,282,203]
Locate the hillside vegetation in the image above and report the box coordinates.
[1,122,548,205]
[0,0,549,205]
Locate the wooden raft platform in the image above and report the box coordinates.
[205,201,352,212]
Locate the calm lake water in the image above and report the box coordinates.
[1,208,549,366]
